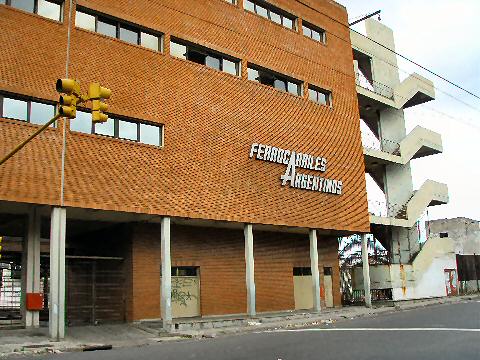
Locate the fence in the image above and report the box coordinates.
[361,130,400,155]
[345,288,393,305]
[368,199,406,219]
[0,261,22,324]
[355,73,395,99]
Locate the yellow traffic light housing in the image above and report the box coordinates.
[92,99,108,123]
[89,83,111,123]
[56,78,81,96]
[56,78,81,119]
[0,236,2,259]
[88,83,111,100]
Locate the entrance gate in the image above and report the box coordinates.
[67,257,125,326]
[0,254,22,326]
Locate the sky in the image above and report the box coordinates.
[337,0,480,221]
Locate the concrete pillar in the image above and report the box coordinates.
[160,217,172,330]
[49,207,66,340]
[24,207,41,328]
[244,224,256,316]
[309,229,321,312]
[361,234,372,308]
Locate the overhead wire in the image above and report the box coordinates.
[293,0,480,101]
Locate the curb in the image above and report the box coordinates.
[0,296,477,357]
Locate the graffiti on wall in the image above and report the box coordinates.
[171,277,198,307]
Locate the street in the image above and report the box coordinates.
[11,300,480,360]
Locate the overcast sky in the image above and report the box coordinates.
[337,0,480,221]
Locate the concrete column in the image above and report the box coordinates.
[49,207,66,340]
[309,229,321,312]
[24,207,41,328]
[361,234,372,308]
[160,217,172,330]
[244,224,256,316]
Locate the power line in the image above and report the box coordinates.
[162,1,480,117]
[293,0,480,101]
[135,1,480,130]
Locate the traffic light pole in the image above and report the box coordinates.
[1,79,111,168]
[0,113,62,166]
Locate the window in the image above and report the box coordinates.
[119,25,138,45]
[97,18,116,38]
[2,98,27,121]
[170,39,241,76]
[30,102,55,125]
[118,119,138,141]
[247,64,302,96]
[70,110,92,134]
[324,267,332,276]
[140,123,161,146]
[94,117,114,137]
[75,10,95,31]
[141,32,159,51]
[224,0,236,4]
[440,232,449,238]
[293,267,311,276]
[170,42,187,59]
[302,21,326,44]
[5,0,62,21]
[1,95,56,127]
[171,267,197,277]
[75,8,162,52]
[70,110,163,147]
[244,0,296,30]
[308,85,332,106]
[10,0,35,13]
[37,0,61,20]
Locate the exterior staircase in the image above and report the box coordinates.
[364,126,443,168]
[370,180,448,228]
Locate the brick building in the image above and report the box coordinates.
[0,0,368,338]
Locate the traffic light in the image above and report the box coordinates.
[0,236,2,260]
[56,79,81,118]
[88,83,111,124]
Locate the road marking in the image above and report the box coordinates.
[261,328,480,333]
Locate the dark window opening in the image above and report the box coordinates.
[172,267,198,277]
[170,39,241,76]
[324,267,332,276]
[293,267,312,276]
[440,232,449,238]
[187,49,207,65]
[248,64,302,96]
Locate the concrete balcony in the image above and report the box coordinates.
[369,180,449,228]
[394,73,435,109]
[363,126,443,171]
[356,73,435,111]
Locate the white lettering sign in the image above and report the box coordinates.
[249,143,343,195]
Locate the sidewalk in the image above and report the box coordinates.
[0,295,477,357]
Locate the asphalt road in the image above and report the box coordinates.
[16,301,480,360]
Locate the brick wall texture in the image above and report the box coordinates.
[128,223,341,320]
[0,0,369,233]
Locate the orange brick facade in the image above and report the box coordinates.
[128,224,340,320]
[0,0,366,321]
[0,0,368,232]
